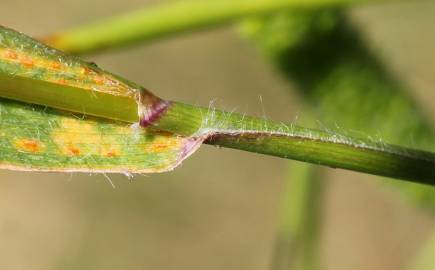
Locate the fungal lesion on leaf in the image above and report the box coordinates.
[13,138,45,154]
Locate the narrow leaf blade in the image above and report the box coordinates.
[0,98,202,173]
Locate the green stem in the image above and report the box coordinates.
[159,102,435,185]
[43,0,374,54]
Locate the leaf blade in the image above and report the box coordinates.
[0,98,202,173]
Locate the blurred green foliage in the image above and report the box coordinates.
[242,8,435,209]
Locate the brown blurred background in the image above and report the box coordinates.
[1,1,435,269]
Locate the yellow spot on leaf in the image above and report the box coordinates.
[52,118,122,158]
[52,118,100,156]
[93,76,105,85]
[21,57,34,68]
[144,136,181,153]
[66,146,81,156]
[103,149,118,158]
[3,49,18,60]
[80,67,94,75]
[49,62,62,70]
[14,139,44,153]
[57,78,67,85]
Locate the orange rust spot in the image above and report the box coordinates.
[49,62,62,70]
[14,139,44,153]
[66,146,81,156]
[57,78,67,85]
[52,118,102,156]
[104,150,118,158]
[156,130,174,137]
[80,67,94,75]
[153,143,169,150]
[21,57,34,68]
[93,76,105,85]
[4,50,18,60]
[144,143,171,153]
[143,136,181,153]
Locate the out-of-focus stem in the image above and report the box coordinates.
[272,163,323,270]
[43,0,374,54]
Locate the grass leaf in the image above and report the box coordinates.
[0,98,202,173]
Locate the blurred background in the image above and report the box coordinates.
[1,0,435,269]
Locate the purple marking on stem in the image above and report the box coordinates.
[137,89,171,127]
[139,101,170,127]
